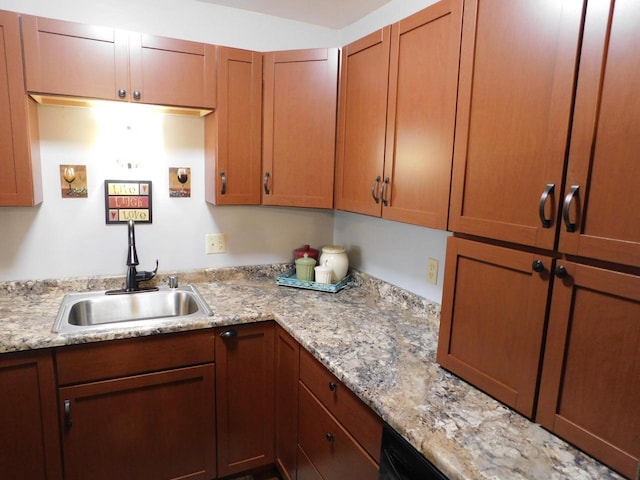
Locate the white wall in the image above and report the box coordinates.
[0,0,450,303]
[0,105,334,280]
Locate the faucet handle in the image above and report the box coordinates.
[136,259,159,282]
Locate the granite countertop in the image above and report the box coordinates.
[0,265,623,480]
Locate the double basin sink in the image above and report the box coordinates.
[52,285,213,334]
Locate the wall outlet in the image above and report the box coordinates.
[427,258,439,285]
[205,233,227,254]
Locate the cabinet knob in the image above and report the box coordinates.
[220,329,238,339]
[328,381,337,391]
[325,432,334,442]
[532,260,545,272]
[554,265,568,278]
[117,89,127,98]
[133,90,142,101]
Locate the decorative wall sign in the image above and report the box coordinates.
[59,164,88,197]
[104,180,152,224]
[169,167,191,197]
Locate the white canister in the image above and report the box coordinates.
[314,265,333,284]
[319,246,349,283]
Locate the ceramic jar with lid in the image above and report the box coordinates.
[295,253,316,281]
[294,244,319,262]
[319,246,348,283]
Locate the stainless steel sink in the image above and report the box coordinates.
[52,285,213,333]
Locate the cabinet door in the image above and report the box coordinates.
[129,34,216,108]
[537,262,640,479]
[275,326,300,480]
[448,0,584,248]
[216,322,275,477]
[559,0,640,268]
[298,383,378,480]
[22,16,129,101]
[334,28,390,217]
[436,236,553,418]
[262,49,338,208]
[205,47,262,205]
[0,11,42,206]
[382,0,462,228]
[59,365,216,480]
[0,350,62,480]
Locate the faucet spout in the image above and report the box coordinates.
[127,219,139,267]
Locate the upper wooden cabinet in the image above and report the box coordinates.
[558,0,640,268]
[0,349,62,480]
[537,261,640,479]
[21,16,216,109]
[448,0,584,248]
[335,0,462,229]
[334,27,390,217]
[205,47,262,205]
[262,48,339,209]
[0,11,42,206]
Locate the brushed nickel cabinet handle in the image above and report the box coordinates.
[562,185,580,232]
[264,172,271,195]
[538,183,555,228]
[220,171,226,195]
[381,177,390,207]
[371,176,381,204]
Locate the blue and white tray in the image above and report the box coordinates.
[276,270,352,293]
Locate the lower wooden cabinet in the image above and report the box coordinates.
[537,262,640,479]
[0,349,62,480]
[216,322,275,477]
[275,325,300,480]
[56,331,216,480]
[437,236,553,418]
[298,384,379,480]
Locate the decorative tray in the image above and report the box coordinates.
[276,270,352,293]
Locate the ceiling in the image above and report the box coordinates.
[196,0,392,29]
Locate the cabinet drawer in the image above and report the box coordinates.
[298,383,378,480]
[299,349,382,463]
[56,330,214,386]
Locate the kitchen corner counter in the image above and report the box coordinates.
[0,266,623,480]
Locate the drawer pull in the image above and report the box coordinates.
[220,329,238,339]
[371,176,381,204]
[325,432,334,442]
[562,185,580,232]
[538,183,555,228]
[328,381,337,391]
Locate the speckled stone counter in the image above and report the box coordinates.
[0,265,624,480]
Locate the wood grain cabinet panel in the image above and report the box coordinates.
[298,383,378,480]
[537,262,640,479]
[205,46,262,205]
[448,0,584,248]
[0,11,42,206]
[262,48,339,208]
[335,0,462,229]
[437,236,553,418]
[22,16,216,108]
[0,349,62,480]
[59,365,216,480]
[215,322,275,477]
[275,326,300,480]
[558,0,640,268]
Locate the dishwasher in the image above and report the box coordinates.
[379,424,449,480]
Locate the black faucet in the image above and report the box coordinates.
[108,220,158,294]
